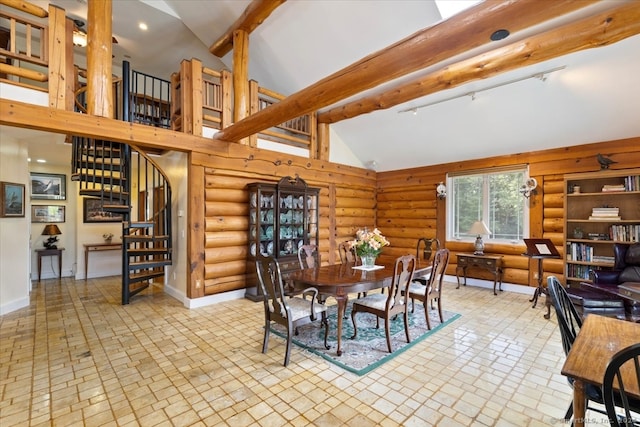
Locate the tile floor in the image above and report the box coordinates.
[0,276,608,426]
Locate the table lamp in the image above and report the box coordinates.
[42,224,61,249]
[468,221,491,255]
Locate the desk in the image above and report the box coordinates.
[291,260,432,356]
[523,253,560,319]
[561,315,640,427]
[84,242,122,279]
[35,248,64,281]
[455,253,503,295]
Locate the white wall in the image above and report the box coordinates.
[0,135,31,315]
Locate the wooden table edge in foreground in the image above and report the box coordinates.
[561,315,640,427]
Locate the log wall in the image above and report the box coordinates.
[376,137,640,288]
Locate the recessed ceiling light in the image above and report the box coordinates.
[36,159,46,163]
[490,29,510,41]
[27,157,31,162]
[139,22,148,31]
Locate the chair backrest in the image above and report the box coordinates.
[298,244,319,269]
[602,343,640,427]
[338,241,358,264]
[387,254,417,311]
[416,238,440,262]
[255,254,289,321]
[547,276,583,356]
[425,248,450,297]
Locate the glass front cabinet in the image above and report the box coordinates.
[245,176,319,301]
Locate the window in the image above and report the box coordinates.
[447,167,529,243]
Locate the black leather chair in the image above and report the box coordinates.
[584,243,640,320]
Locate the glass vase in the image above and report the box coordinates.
[361,255,377,268]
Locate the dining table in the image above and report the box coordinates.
[290,259,432,356]
[561,314,640,427]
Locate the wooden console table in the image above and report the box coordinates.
[84,242,122,279]
[456,253,503,295]
[36,248,64,281]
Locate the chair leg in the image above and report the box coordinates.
[403,310,411,344]
[564,401,573,422]
[437,297,444,323]
[424,301,432,330]
[322,313,330,349]
[350,309,359,340]
[284,326,293,367]
[384,316,393,353]
[262,317,270,354]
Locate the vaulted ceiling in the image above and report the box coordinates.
[17,0,640,171]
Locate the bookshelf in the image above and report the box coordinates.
[564,168,640,286]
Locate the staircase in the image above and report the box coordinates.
[71,137,172,304]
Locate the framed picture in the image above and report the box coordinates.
[0,182,25,217]
[31,205,65,223]
[30,172,66,200]
[83,198,124,223]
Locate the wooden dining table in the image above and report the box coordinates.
[290,259,432,356]
[561,315,640,427]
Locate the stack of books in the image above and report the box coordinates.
[589,207,620,220]
[588,232,610,240]
[602,184,626,192]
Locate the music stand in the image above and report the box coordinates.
[522,238,561,319]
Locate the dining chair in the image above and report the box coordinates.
[255,254,329,366]
[547,276,610,422]
[602,343,640,427]
[298,244,319,270]
[411,237,441,285]
[338,240,358,264]
[407,248,449,330]
[350,254,416,353]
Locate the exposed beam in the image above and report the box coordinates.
[0,0,48,18]
[213,0,598,143]
[209,0,286,58]
[318,1,640,124]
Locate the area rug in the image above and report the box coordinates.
[270,300,461,375]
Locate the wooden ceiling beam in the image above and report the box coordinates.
[209,0,286,58]
[318,1,640,124]
[213,0,598,143]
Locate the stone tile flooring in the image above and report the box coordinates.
[0,276,608,426]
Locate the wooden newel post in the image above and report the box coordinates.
[86,0,113,118]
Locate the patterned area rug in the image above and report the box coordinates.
[270,300,461,375]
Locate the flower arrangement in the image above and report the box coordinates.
[349,228,390,258]
[103,233,114,241]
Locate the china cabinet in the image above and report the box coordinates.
[564,168,640,286]
[245,176,319,301]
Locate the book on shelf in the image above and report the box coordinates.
[589,216,621,220]
[601,184,626,192]
[589,207,620,220]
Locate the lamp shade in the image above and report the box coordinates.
[41,224,62,236]
[468,221,491,236]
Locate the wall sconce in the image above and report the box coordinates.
[468,221,491,255]
[519,178,538,199]
[436,182,446,199]
[42,224,61,249]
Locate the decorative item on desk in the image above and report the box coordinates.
[436,182,447,200]
[42,224,61,249]
[103,233,114,243]
[519,177,537,198]
[349,227,390,266]
[468,221,491,255]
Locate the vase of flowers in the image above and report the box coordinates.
[103,232,114,243]
[349,228,390,267]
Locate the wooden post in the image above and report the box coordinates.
[190,58,203,137]
[86,0,113,117]
[47,5,72,110]
[248,80,258,147]
[232,29,249,144]
[220,70,232,129]
[317,122,330,162]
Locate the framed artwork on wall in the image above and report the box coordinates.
[31,205,65,223]
[83,198,124,223]
[0,182,26,217]
[30,172,66,200]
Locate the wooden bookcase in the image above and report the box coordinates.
[564,168,640,286]
[245,176,319,301]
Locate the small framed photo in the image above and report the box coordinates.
[30,172,66,200]
[31,205,65,223]
[0,181,26,217]
[83,198,124,223]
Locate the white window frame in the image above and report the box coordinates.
[445,166,531,244]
